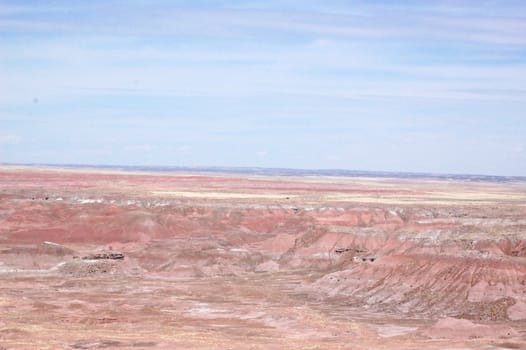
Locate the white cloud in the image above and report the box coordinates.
[0,134,20,145]
[176,145,191,153]
[125,144,156,152]
[511,145,526,156]
[325,154,341,161]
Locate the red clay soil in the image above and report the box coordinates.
[1,166,526,349]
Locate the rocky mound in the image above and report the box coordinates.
[82,252,125,260]
[55,260,119,277]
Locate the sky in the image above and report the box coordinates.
[1,0,526,176]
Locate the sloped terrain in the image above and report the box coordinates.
[1,167,526,349]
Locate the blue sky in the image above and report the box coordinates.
[1,0,525,175]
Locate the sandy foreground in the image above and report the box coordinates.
[1,166,526,349]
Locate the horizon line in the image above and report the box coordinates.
[2,162,525,182]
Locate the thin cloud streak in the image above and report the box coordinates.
[1,3,526,45]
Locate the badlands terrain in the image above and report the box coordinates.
[1,166,526,349]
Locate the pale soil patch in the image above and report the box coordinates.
[324,190,526,205]
[151,190,296,199]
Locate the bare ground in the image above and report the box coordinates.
[1,166,526,349]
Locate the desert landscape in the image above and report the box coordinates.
[1,165,526,349]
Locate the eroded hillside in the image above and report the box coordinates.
[1,167,526,349]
